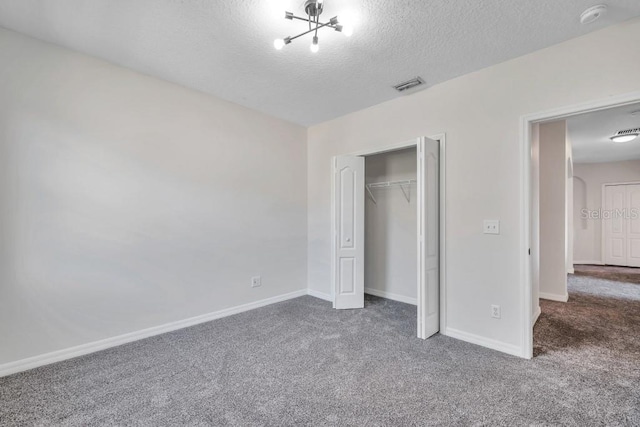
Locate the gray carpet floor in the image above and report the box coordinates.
[573,264,640,285]
[1,276,639,426]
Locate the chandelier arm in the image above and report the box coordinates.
[286,14,338,29]
[286,21,333,42]
[289,14,315,24]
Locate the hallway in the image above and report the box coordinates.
[573,264,640,285]
[534,273,640,385]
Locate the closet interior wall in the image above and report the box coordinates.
[364,148,418,304]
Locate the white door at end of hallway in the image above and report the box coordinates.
[604,184,640,268]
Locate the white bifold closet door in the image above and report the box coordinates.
[332,155,365,309]
[417,137,440,339]
[604,184,640,268]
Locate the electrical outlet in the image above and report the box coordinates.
[484,220,500,235]
[251,276,262,288]
[491,305,501,319]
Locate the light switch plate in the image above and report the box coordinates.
[484,220,500,235]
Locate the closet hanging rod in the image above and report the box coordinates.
[366,179,416,204]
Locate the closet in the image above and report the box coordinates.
[364,148,418,304]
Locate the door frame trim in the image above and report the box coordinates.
[331,134,447,335]
[520,90,640,359]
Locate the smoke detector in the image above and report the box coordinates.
[393,77,425,93]
[580,5,607,25]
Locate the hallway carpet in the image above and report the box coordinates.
[573,264,640,285]
[1,277,639,426]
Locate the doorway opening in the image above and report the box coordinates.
[330,136,446,340]
[364,147,419,307]
[523,92,640,359]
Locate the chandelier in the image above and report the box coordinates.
[273,0,353,53]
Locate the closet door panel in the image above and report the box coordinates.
[417,137,439,339]
[332,155,365,309]
[604,185,627,266]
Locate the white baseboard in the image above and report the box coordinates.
[307,289,332,302]
[573,260,603,265]
[306,288,417,306]
[0,289,307,378]
[443,327,522,358]
[567,268,575,274]
[364,288,417,306]
[531,305,541,327]
[539,292,569,302]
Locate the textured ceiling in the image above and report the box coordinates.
[1,1,640,126]
[569,102,640,164]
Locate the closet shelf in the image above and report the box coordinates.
[366,179,416,204]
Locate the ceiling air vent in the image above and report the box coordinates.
[613,127,640,136]
[393,77,425,93]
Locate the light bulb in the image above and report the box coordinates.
[268,0,288,20]
[610,134,638,143]
[310,36,319,53]
[338,10,357,35]
[274,38,285,50]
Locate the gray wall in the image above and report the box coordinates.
[539,120,569,301]
[0,29,308,365]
